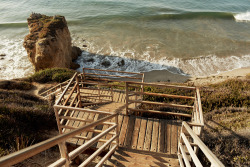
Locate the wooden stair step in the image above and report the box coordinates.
[105,149,179,167]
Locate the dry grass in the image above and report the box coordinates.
[0,88,57,156]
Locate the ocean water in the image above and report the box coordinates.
[0,0,250,79]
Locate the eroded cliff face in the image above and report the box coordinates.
[23,13,81,71]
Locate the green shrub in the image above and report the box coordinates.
[51,71,75,82]
[28,68,75,83]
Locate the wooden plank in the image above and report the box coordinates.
[110,115,123,149]
[129,100,194,109]
[171,120,178,154]
[66,110,87,145]
[64,109,80,133]
[85,113,100,144]
[165,120,172,154]
[129,91,195,100]
[157,119,165,153]
[150,119,159,152]
[124,116,136,148]
[113,92,119,103]
[118,115,129,147]
[177,121,182,152]
[126,81,195,90]
[131,117,142,149]
[128,108,192,118]
[96,117,115,149]
[143,118,153,151]
[117,91,122,103]
[73,112,90,145]
[117,115,124,133]
[137,118,147,150]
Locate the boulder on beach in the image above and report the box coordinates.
[23,13,81,71]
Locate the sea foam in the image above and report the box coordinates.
[0,38,33,80]
[234,11,250,22]
[76,49,250,77]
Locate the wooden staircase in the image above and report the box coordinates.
[0,69,225,167]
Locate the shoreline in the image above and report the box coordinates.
[143,67,250,86]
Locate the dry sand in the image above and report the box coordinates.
[188,67,250,86]
[143,67,250,86]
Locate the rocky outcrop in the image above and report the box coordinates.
[23,13,81,71]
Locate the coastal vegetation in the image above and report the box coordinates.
[0,84,56,156]
[26,68,75,83]
[0,68,74,156]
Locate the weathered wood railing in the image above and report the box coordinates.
[0,112,119,167]
[39,78,71,99]
[1,69,225,166]
[178,122,224,167]
[80,68,144,103]
[82,67,144,83]
[125,81,196,117]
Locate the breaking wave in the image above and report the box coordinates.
[234,11,250,22]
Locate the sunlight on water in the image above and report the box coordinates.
[0,0,250,79]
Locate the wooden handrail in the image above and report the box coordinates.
[178,122,225,167]
[128,108,192,117]
[54,105,113,115]
[55,72,78,105]
[128,91,195,100]
[39,79,70,96]
[129,100,194,109]
[127,81,196,90]
[196,88,204,125]
[69,124,117,160]
[0,113,117,167]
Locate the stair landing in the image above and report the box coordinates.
[105,148,179,167]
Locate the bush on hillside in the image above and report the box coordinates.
[27,68,75,83]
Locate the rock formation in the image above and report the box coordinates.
[23,13,81,71]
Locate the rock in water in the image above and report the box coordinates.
[23,13,81,71]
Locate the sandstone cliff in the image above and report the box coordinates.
[23,13,81,71]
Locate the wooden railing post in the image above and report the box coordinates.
[115,114,119,147]
[75,76,82,108]
[54,108,63,134]
[141,73,145,100]
[97,82,101,102]
[58,142,70,167]
[125,82,129,115]
[111,85,114,102]
[135,87,138,108]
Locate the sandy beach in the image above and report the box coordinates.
[143,67,250,86]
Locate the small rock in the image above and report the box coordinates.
[87,58,95,62]
[118,59,125,66]
[70,62,80,70]
[82,45,87,47]
[71,46,82,61]
[0,54,6,57]
[0,58,4,60]
[101,61,111,67]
